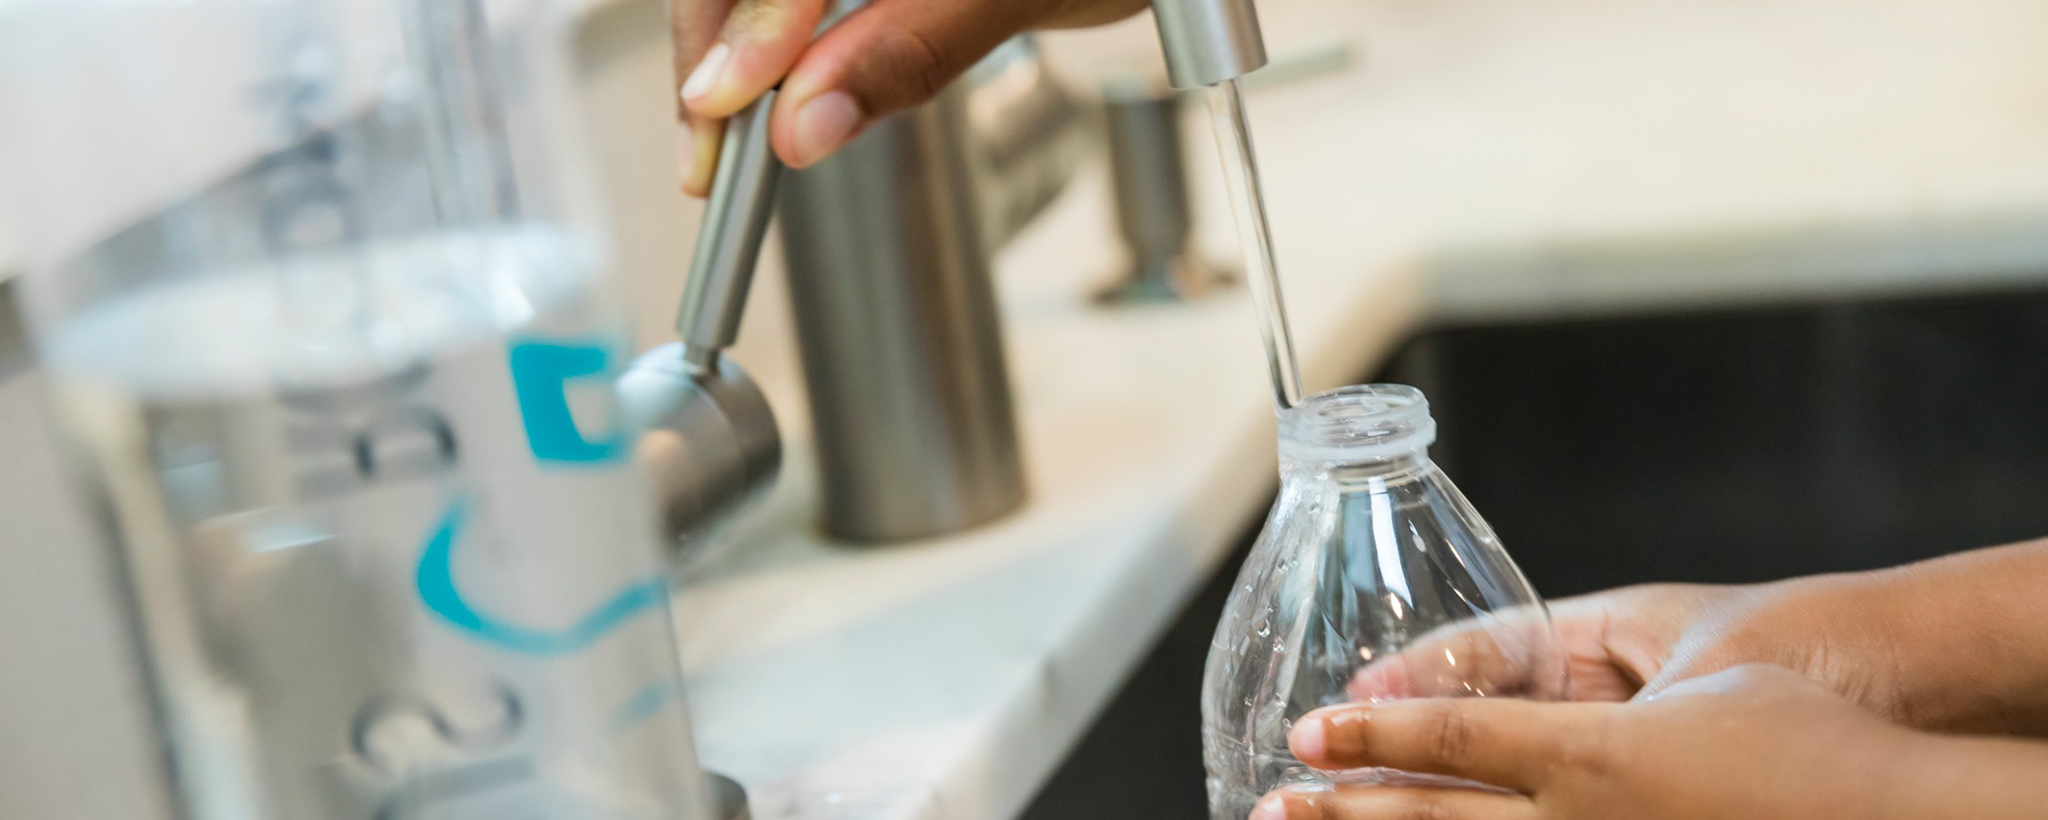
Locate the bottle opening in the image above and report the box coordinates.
[1279,384,1437,462]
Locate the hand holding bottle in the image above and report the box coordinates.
[1257,663,2048,820]
[1348,538,2048,737]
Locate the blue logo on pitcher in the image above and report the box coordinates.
[415,497,667,655]
[508,337,627,464]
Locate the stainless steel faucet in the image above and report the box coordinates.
[1095,79,1230,304]
[775,38,1080,543]
[1101,0,1282,303]
[619,93,784,549]
[686,0,1267,545]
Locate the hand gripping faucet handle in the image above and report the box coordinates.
[1149,0,1270,89]
[675,90,785,374]
[619,90,784,547]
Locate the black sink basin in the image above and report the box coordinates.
[1023,285,2048,819]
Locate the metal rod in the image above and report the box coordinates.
[675,90,783,371]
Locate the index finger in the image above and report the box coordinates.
[1289,698,1614,792]
[668,0,738,194]
[669,0,734,108]
[1347,607,1566,702]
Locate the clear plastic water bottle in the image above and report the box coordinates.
[1203,385,1568,819]
[0,2,715,818]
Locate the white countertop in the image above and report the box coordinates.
[3,0,2047,817]
[673,170,1421,820]
[668,0,2048,818]
[672,147,1422,818]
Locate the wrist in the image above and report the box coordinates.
[1854,542,2048,734]
[1725,570,1929,723]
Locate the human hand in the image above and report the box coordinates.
[1346,578,1919,720]
[1259,664,1916,820]
[1358,538,2048,738]
[668,0,1148,193]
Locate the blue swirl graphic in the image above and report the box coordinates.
[416,497,669,655]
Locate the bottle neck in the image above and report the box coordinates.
[1277,384,1438,484]
[1282,449,1436,488]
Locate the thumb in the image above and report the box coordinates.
[669,0,739,196]
[672,0,830,195]
[1645,663,1827,702]
[680,0,832,119]
[767,0,1085,167]
[1635,650,1743,701]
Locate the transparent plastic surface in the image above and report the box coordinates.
[0,2,713,818]
[1203,386,1567,820]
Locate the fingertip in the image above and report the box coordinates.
[1292,704,1374,768]
[680,40,774,119]
[679,117,724,198]
[684,0,827,119]
[1346,659,1417,702]
[1251,792,1292,820]
[680,41,730,102]
[1288,713,1329,762]
[771,61,835,166]
[786,90,863,167]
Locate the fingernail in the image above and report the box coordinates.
[681,42,731,102]
[1293,706,1370,763]
[791,91,862,166]
[675,120,696,181]
[1288,714,1328,761]
[1251,793,1289,820]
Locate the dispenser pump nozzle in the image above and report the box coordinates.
[1149,0,1270,88]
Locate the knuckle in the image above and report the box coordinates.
[871,24,950,102]
[1421,706,1477,768]
[1552,720,1612,779]
[727,0,798,35]
[1397,795,1456,820]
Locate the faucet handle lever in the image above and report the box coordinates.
[676,90,784,371]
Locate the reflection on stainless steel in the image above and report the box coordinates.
[675,90,785,371]
[779,72,1034,543]
[1150,0,1270,89]
[707,772,751,820]
[618,94,783,548]
[1096,80,1230,304]
[618,346,780,547]
[964,37,1088,251]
